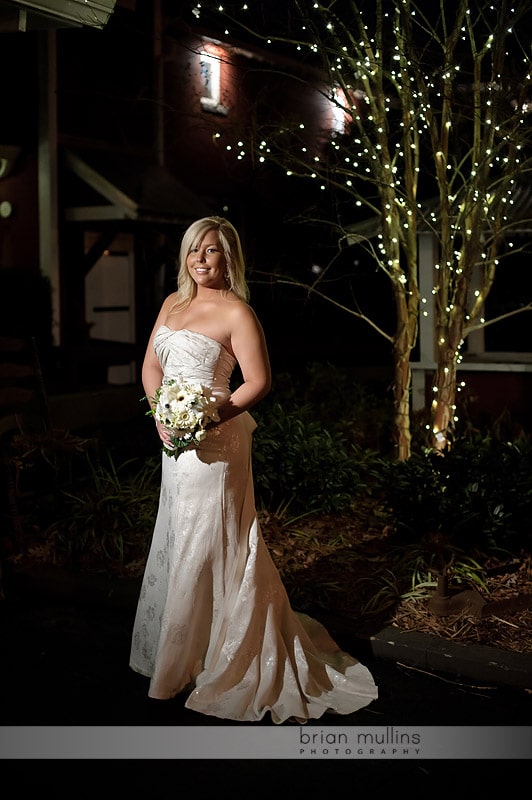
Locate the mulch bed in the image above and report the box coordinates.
[259,510,532,657]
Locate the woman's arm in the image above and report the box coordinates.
[141,293,179,404]
[141,294,177,446]
[218,304,272,423]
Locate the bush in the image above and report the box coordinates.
[378,433,532,558]
[252,401,365,514]
[270,362,394,451]
[47,452,160,575]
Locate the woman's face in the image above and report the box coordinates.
[187,230,227,291]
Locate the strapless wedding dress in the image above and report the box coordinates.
[129,326,378,723]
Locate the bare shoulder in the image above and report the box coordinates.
[162,292,180,312]
[227,299,268,360]
[226,297,262,329]
[157,292,182,325]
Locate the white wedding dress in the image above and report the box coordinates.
[129,326,378,724]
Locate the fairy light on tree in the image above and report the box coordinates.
[195,0,532,459]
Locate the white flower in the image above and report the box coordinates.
[147,377,220,459]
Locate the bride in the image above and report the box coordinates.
[129,215,378,724]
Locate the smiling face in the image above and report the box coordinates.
[186,230,228,291]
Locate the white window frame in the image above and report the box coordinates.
[200,50,222,111]
[331,87,347,135]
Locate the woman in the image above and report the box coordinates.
[129,215,378,724]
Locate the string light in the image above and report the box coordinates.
[199,0,531,453]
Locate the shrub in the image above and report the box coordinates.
[252,401,365,514]
[378,433,532,558]
[270,362,394,451]
[47,452,160,575]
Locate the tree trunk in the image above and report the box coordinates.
[391,320,413,461]
[431,358,457,451]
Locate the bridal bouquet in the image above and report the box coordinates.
[147,378,220,458]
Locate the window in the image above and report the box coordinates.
[331,87,347,135]
[200,50,222,111]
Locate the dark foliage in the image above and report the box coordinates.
[379,433,532,558]
[252,401,364,514]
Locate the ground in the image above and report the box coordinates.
[4,507,532,658]
[258,510,532,657]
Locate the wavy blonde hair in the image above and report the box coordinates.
[170,216,250,313]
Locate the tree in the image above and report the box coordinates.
[196,0,532,459]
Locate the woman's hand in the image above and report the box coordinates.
[155,419,173,447]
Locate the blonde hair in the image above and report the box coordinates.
[171,216,250,312]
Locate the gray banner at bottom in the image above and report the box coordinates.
[0,726,531,759]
